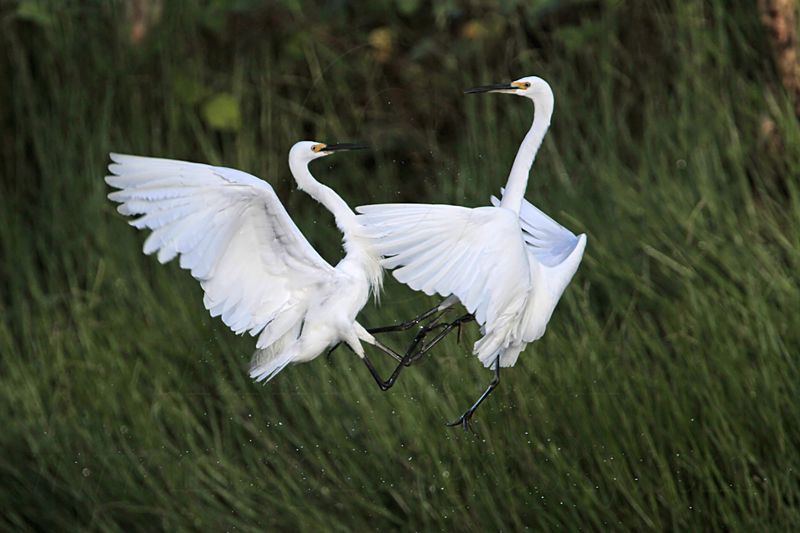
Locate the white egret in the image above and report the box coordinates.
[105,141,413,386]
[357,76,587,430]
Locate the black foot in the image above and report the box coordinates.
[404,313,476,367]
[446,356,500,432]
[366,303,448,335]
[446,411,477,433]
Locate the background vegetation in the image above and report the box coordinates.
[2,0,799,530]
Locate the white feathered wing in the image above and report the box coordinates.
[357,193,585,368]
[105,153,336,378]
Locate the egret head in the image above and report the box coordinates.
[464,75,553,101]
[290,141,368,164]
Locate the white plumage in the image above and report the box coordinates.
[357,76,586,370]
[106,142,383,382]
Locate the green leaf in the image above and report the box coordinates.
[201,93,242,131]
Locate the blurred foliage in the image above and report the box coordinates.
[201,92,242,131]
[1,0,800,531]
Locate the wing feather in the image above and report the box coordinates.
[106,153,335,342]
[356,204,530,327]
[359,190,586,369]
[491,190,581,267]
[491,190,587,348]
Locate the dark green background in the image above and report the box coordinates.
[2,0,799,530]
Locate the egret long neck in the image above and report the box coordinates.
[499,97,554,214]
[289,157,383,293]
[289,159,358,235]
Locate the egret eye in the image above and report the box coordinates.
[522,82,531,89]
[311,143,326,153]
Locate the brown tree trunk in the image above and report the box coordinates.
[759,0,800,117]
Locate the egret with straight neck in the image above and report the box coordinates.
[357,76,587,430]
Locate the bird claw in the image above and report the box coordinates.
[446,411,477,433]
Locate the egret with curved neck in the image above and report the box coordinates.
[357,75,586,431]
[106,140,407,389]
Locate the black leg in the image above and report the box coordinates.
[336,338,418,391]
[402,321,450,365]
[366,303,446,335]
[447,355,501,432]
[361,353,410,391]
[403,313,475,366]
[334,342,397,390]
[328,302,450,362]
[325,342,341,362]
[370,338,404,362]
[362,313,476,391]
[361,337,423,390]
[341,303,478,391]
[364,324,465,389]
[328,338,408,362]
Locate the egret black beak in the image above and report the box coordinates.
[464,83,516,94]
[323,143,369,152]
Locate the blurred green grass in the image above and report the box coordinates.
[1,0,799,530]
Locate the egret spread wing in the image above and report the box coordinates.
[491,190,581,268]
[356,204,530,327]
[491,191,586,351]
[106,153,335,346]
